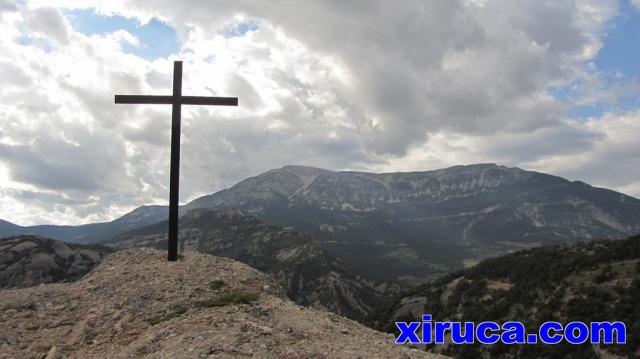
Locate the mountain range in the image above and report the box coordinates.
[184,164,640,282]
[0,206,167,244]
[2,163,640,283]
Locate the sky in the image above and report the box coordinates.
[0,0,639,226]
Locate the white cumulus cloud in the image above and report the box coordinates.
[1,0,637,226]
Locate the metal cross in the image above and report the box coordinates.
[115,61,238,261]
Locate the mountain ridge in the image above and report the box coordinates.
[2,163,639,283]
[182,163,640,282]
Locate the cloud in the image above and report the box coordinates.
[0,61,32,86]
[375,112,640,198]
[0,0,17,13]
[0,125,127,191]
[23,7,70,46]
[2,0,638,226]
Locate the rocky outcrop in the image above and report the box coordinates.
[0,248,447,358]
[107,209,391,322]
[0,236,112,289]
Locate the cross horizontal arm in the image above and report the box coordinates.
[115,95,173,104]
[180,96,238,106]
[114,95,238,106]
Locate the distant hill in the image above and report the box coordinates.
[3,164,640,283]
[0,236,112,289]
[0,219,23,237]
[0,248,447,358]
[107,208,392,322]
[0,206,167,244]
[370,235,640,358]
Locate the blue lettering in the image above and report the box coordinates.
[501,321,526,344]
[539,321,563,344]
[395,322,421,344]
[450,322,475,344]
[434,322,452,344]
[476,322,500,344]
[590,322,626,344]
[422,315,433,344]
[564,322,589,344]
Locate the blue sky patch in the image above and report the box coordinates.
[66,8,180,60]
[548,0,640,119]
[594,0,640,78]
[15,34,54,53]
[222,21,259,38]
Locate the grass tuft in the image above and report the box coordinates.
[208,280,226,290]
[195,290,260,308]
[146,306,188,325]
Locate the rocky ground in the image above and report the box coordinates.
[0,248,445,358]
[108,209,391,322]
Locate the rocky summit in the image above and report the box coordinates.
[0,248,446,359]
[107,208,391,322]
[0,236,112,289]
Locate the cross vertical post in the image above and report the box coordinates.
[115,60,238,261]
[168,61,182,261]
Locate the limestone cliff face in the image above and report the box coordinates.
[0,248,447,359]
[185,164,640,282]
[108,209,391,322]
[0,236,112,289]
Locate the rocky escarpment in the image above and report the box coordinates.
[107,209,392,322]
[0,248,447,359]
[186,164,640,282]
[0,236,112,289]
